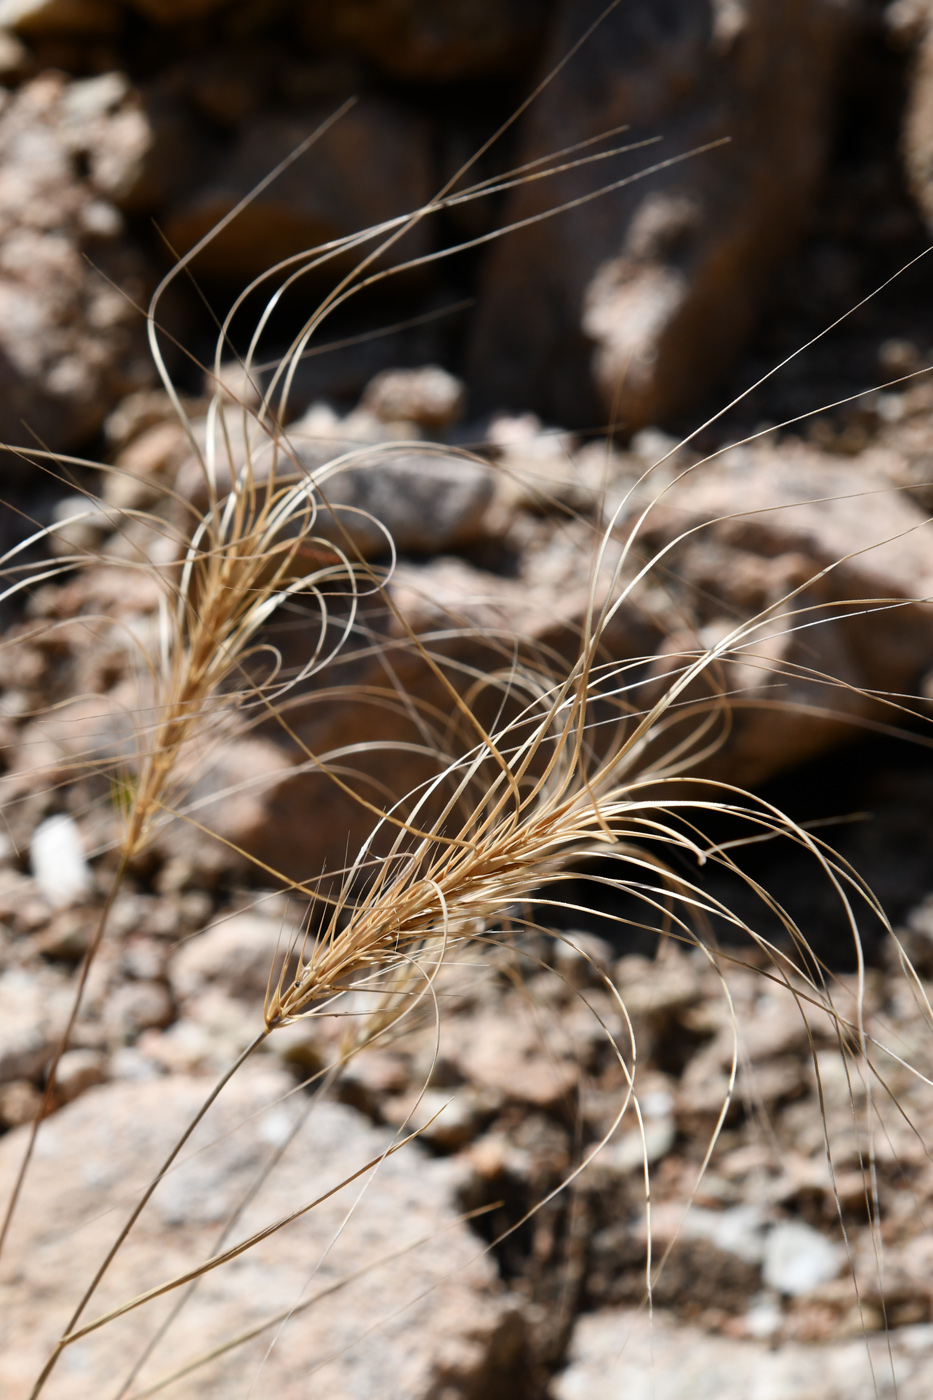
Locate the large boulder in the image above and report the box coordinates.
[297,0,552,82]
[636,441,933,785]
[468,0,854,430]
[0,1068,525,1398]
[161,96,434,281]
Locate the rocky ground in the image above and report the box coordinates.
[5,1,933,1398]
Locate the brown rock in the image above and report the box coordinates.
[151,732,301,882]
[135,998,246,1075]
[155,719,412,887]
[336,1046,412,1113]
[48,492,115,555]
[0,1068,524,1398]
[102,979,174,1040]
[0,1078,42,1128]
[468,0,854,429]
[487,413,594,516]
[162,97,433,282]
[125,0,230,22]
[169,909,299,1005]
[361,364,467,432]
[8,690,140,788]
[0,31,29,79]
[53,1046,107,1102]
[174,408,496,559]
[309,444,496,556]
[638,443,933,784]
[0,965,70,1083]
[104,418,193,511]
[0,73,152,453]
[102,387,189,450]
[614,953,703,1020]
[886,0,930,49]
[60,70,213,216]
[34,906,96,960]
[0,0,120,36]
[297,0,550,81]
[180,46,272,127]
[382,1086,495,1150]
[443,1002,579,1109]
[904,5,933,229]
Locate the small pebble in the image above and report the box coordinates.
[30,815,92,908]
[762,1220,843,1297]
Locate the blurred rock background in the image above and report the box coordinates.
[5,2,933,1397]
[0,0,931,449]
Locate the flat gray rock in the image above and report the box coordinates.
[553,1307,933,1400]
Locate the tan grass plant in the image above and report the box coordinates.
[2,21,933,1396]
